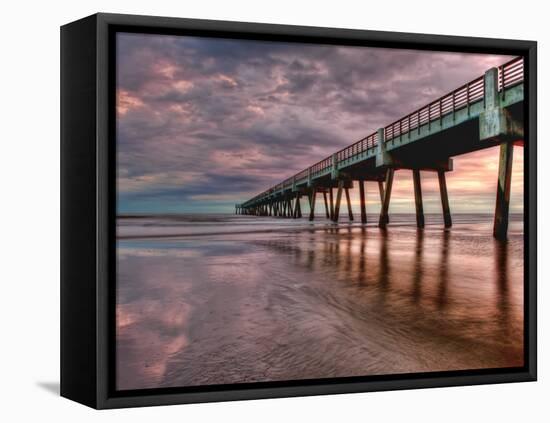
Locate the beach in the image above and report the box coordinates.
[116,214,524,390]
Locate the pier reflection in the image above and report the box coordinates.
[257,224,522,353]
[411,229,424,305]
[116,213,525,390]
[436,230,450,310]
[118,219,525,390]
[495,240,511,335]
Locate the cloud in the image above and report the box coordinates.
[116,32,519,214]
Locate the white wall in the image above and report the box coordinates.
[1,0,546,421]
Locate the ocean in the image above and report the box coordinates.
[116,213,524,390]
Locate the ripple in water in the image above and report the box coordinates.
[116,214,524,390]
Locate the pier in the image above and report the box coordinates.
[236,57,524,240]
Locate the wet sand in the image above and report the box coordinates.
[116,214,524,390]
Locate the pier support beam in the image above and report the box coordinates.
[412,169,425,229]
[287,198,293,218]
[329,188,335,220]
[333,180,344,222]
[493,142,514,240]
[293,195,300,218]
[359,180,367,224]
[309,190,317,221]
[379,169,394,228]
[438,170,452,228]
[345,187,354,221]
[323,192,330,218]
[378,180,388,224]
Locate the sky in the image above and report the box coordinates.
[116,33,522,215]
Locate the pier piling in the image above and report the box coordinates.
[345,187,354,221]
[333,180,344,222]
[493,142,514,240]
[379,169,394,228]
[329,188,335,220]
[323,192,330,218]
[359,180,367,224]
[309,190,317,221]
[412,169,425,229]
[438,170,452,228]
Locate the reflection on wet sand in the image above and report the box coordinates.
[116,216,524,390]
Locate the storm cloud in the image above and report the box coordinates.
[116,33,519,214]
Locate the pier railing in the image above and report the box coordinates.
[242,56,523,207]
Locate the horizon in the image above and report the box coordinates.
[117,211,525,217]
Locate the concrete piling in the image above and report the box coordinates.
[412,169,425,229]
[379,169,394,228]
[333,180,344,222]
[329,188,334,221]
[323,192,330,218]
[438,170,452,228]
[345,187,354,221]
[359,180,367,224]
[309,190,317,221]
[493,142,514,240]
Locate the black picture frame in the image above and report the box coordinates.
[60,12,537,409]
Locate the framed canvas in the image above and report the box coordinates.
[60,13,537,409]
